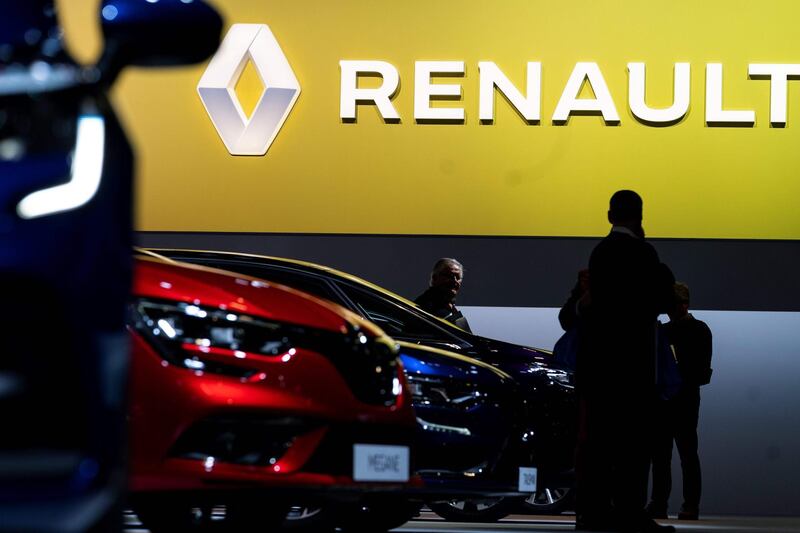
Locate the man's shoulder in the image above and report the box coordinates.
[671,315,712,336]
[689,315,712,334]
[590,233,618,253]
[591,232,657,259]
[596,231,649,246]
[414,288,433,305]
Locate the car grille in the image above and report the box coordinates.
[169,414,320,467]
[300,328,401,407]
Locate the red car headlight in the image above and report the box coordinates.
[128,298,294,378]
[129,298,404,406]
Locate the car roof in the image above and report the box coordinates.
[144,247,471,333]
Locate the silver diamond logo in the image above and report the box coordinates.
[197,24,301,156]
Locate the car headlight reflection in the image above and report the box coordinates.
[405,374,486,411]
[129,299,294,378]
[416,416,471,436]
[546,369,575,389]
[524,363,575,389]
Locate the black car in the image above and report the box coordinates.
[151,249,578,519]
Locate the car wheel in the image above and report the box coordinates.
[519,487,574,515]
[225,499,289,532]
[282,505,336,532]
[335,500,422,532]
[132,497,213,533]
[428,496,523,523]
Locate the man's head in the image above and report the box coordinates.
[608,189,644,233]
[429,258,464,302]
[669,282,691,321]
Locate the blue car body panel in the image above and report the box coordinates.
[0,1,221,530]
[398,344,528,495]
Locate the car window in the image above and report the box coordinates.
[188,259,342,304]
[337,282,461,343]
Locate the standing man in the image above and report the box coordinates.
[648,283,712,520]
[576,190,675,533]
[415,258,472,332]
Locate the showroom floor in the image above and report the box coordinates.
[124,511,800,532]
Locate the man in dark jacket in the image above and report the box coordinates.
[415,258,472,332]
[576,190,675,533]
[559,268,591,332]
[648,282,712,520]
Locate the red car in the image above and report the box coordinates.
[127,254,418,532]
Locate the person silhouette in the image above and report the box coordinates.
[575,190,675,533]
[648,282,712,521]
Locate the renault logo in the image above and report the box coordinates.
[197,24,301,156]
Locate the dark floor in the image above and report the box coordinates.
[124,511,800,533]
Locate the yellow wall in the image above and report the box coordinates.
[58,1,800,239]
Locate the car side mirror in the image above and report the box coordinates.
[96,0,222,84]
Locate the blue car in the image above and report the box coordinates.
[0,2,220,531]
[151,249,578,521]
[398,342,531,496]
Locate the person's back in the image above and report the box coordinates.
[663,316,713,388]
[590,232,661,322]
[648,283,712,521]
[585,230,666,390]
[575,190,675,533]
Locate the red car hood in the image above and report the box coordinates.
[133,255,382,337]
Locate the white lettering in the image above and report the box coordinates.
[337,60,800,128]
[339,60,400,121]
[478,61,541,123]
[705,63,755,126]
[628,62,690,124]
[552,62,620,124]
[414,61,465,122]
[748,63,800,126]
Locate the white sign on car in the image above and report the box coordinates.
[353,444,410,482]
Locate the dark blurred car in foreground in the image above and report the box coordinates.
[129,253,420,532]
[0,2,220,531]
[151,249,578,520]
